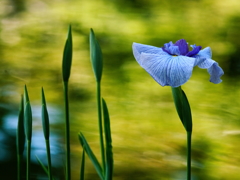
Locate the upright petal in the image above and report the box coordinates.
[139,53,196,87]
[174,39,189,55]
[132,42,168,64]
[162,42,180,55]
[186,45,202,57]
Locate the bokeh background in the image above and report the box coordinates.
[1,0,240,179]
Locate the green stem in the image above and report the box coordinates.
[64,81,71,180]
[187,131,192,180]
[26,140,31,180]
[97,81,105,174]
[17,154,22,180]
[45,140,53,180]
[80,150,85,180]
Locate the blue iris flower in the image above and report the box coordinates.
[132,39,224,87]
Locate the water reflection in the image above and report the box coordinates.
[0,104,64,179]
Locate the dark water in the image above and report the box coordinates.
[1,0,240,179]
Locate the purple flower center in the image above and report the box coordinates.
[162,39,202,57]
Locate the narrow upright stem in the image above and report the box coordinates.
[80,150,85,180]
[45,140,53,180]
[97,81,106,174]
[17,154,22,180]
[64,81,71,180]
[187,131,192,180]
[26,140,31,180]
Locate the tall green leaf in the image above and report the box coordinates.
[89,28,103,82]
[62,25,72,82]
[78,133,104,180]
[36,156,48,175]
[102,98,113,180]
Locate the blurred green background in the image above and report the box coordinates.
[0,0,240,179]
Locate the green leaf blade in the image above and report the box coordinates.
[102,98,113,180]
[181,90,192,132]
[171,86,192,132]
[78,133,104,180]
[36,156,48,175]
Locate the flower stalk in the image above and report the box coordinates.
[24,85,32,180]
[187,131,192,180]
[89,28,105,173]
[41,88,53,180]
[62,25,72,180]
[17,95,25,180]
[171,86,192,180]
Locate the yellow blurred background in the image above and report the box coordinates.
[0,0,240,179]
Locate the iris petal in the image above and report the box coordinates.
[186,45,202,57]
[195,47,224,84]
[196,58,224,84]
[162,42,180,55]
[207,62,224,84]
[139,53,196,87]
[132,42,168,62]
[174,39,189,55]
[198,47,212,59]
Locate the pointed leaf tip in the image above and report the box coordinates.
[24,85,30,104]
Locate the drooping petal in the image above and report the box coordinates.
[139,53,196,87]
[207,62,224,84]
[174,39,189,55]
[196,57,224,84]
[195,47,224,84]
[132,42,168,63]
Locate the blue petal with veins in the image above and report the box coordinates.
[132,39,224,87]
